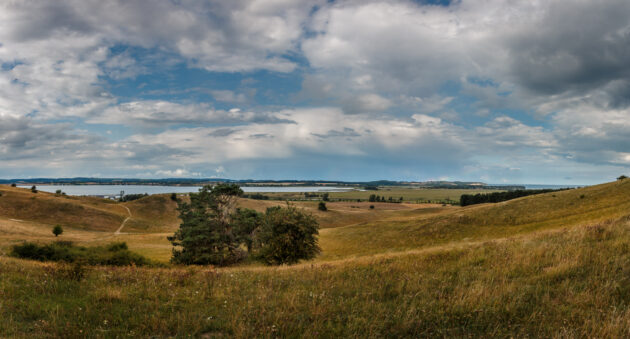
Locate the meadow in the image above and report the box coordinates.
[254,187,502,203]
[1,180,630,337]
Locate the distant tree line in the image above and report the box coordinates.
[242,193,270,200]
[460,189,570,206]
[368,194,403,203]
[119,193,148,202]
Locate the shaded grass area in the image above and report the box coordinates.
[2,216,630,337]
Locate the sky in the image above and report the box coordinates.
[1,0,629,184]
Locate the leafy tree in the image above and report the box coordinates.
[318,201,327,211]
[322,193,329,201]
[55,189,63,196]
[168,184,244,266]
[256,205,320,265]
[52,225,63,237]
[618,175,628,180]
[368,194,376,202]
[232,208,263,253]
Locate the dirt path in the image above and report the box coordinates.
[114,205,132,235]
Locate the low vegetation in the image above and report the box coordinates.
[119,193,148,202]
[459,188,570,206]
[10,241,154,266]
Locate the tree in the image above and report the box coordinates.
[31,185,37,193]
[170,193,178,201]
[168,184,244,266]
[232,208,263,253]
[256,205,320,265]
[52,225,63,237]
[11,183,16,187]
[318,201,327,211]
[618,175,628,180]
[322,193,329,202]
[368,194,376,202]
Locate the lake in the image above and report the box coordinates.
[18,185,354,196]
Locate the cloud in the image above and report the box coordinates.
[154,168,201,178]
[89,101,293,126]
[1,0,629,183]
[210,90,248,104]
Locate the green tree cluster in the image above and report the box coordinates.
[169,184,320,266]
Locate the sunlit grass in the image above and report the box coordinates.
[3,180,630,336]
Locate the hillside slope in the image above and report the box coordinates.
[3,184,630,337]
[0,186,125,232]
[319,179,630,260]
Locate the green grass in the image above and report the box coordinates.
[255,187,503,203]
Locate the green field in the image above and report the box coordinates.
[250,187,503,203]
[2,180,630,336]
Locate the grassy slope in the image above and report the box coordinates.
[2,215,630,337]
[2,180,630,336]
[0,186,125,232]
[319,180,630,260]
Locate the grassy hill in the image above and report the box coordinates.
[2,179,630,337]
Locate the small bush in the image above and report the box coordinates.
[369,205,375,209]
[318,202,327,211]
[31,185,37,193]
[170,193,178,201]
[618,175,628,180]
[10,183,16,187]
[10,241,152,266]
[52,225,63,237]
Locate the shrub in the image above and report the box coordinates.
[31,185,37,193]
[52,225,63,237]
[10,241,152,266]
[256,205,320,265]
[170,193,178,201]
[618,175,628,180]
[318,202,327,211]
[119,193,148,202]
[10,183,16,187]
[369,205,375,209]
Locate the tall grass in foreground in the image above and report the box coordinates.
[2,215,630,337]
